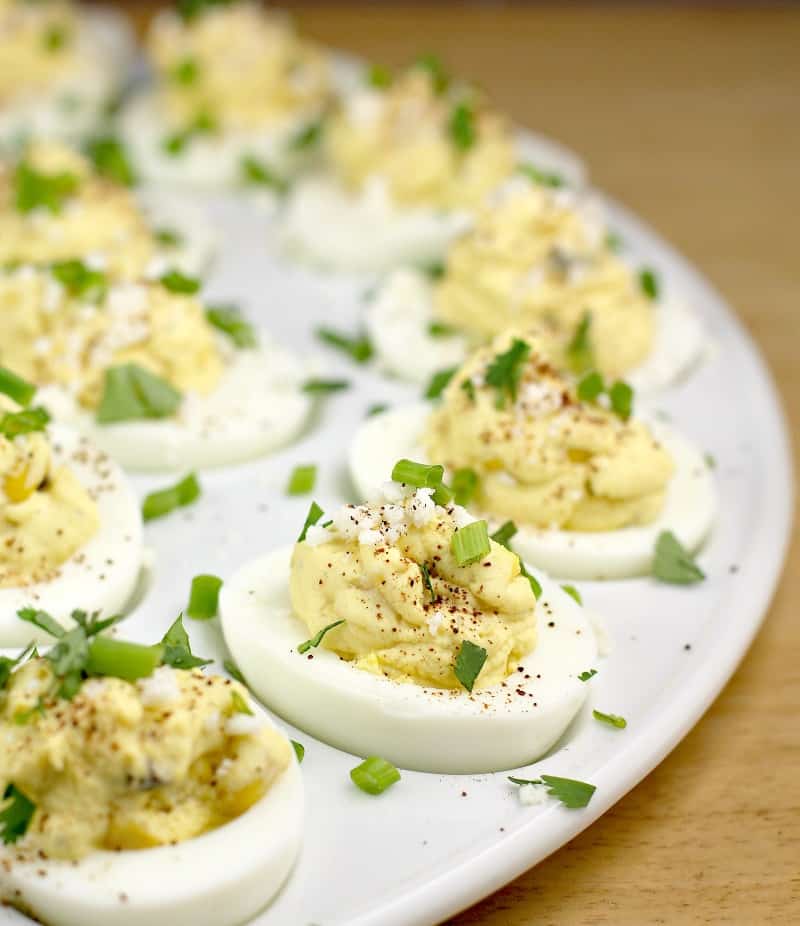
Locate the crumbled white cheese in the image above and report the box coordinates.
[204,709,221,732]
[518,783,549,806]
[305,524,331,547]
[138,666,180,705]
[408,487,436,526]
[427,610,445,635]
[226,713,264,737]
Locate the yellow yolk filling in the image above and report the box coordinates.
[0,661,291,860]
[425,332,674,531]
[433,183,656,381]
[147,2,330,132]
[0,143,156,279]
[0,1,78,102]
[0,273,223,410]
[327,70,515,210]
[0,396,99,587]
[290,495,537,691]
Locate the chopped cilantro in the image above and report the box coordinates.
[517,162,565,188]
[566,312,593,374]
[14,161,78,214]
[240,155,288,192]
[448,101,476,151]
[316,327,373,364]
[485,338,530,407]
[639,267,659,300]
[96,364,181,424]
[0,406,50,440]
[578,669,597,682]
[51,259,107,302]
[85,135,136,187]
[205,304,257,348]
[653,531,705,585]
[425,366,457,400]
[0,784,36,845]
[160,615,212,670]
[453,639,487,692]
[508,774,596,809]
[297,619,345,655]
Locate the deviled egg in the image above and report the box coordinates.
[349,332,716,580]
[365,175,706,391]
[0,268,311,470]
[0,141,216,279]
[119,0,331,190]
[220,480,599,774]
[0,0,134,148]
[0,370,142,646]
[0,626,303,926]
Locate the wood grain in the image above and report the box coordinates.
[108,3,800,922]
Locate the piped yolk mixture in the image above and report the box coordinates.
[0,660,291,860]
[327,68,515,210]
[433,179,656,380]
[425,332,674,531]
[147,1,330,132]
[0,396,99,587]
[0,143,156,278]
[290,488,537,691]
[0,0,78,102]
[0,272,223,410]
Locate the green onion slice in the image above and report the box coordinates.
[297,619,345,655]
[451,520,490,566]
[350,756,401,795]
[160,269,200,294]
[0,367,36,406]
[205,304,257,348]
[287,464,317,496]
[85,637,163,681]
[302,378,350,395]
[391,459,444,489]
[593,709,627,729]
[187,574,223,620]
[298,501,324,542]
[142,472,201,522]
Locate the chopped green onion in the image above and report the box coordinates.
[485,338,530,407]
[518,559,542,598]
[451,520,490,566]
[171,55,199,85]
[298,501,324,542]
[427,320,456,337]
[453,639,487,692]
[14,161,78,214]
[316,327,373,364]
[419,562,435,600]
[414,53,449,93]
[350,756,400,795]
[154,227,182,247]
[566,312,593,374]
[0,406,50,440]
[704,452,716,469]
[639,267,659,300]
[51,259,106,301]
[160,269,200,295]
[297,619,345,655]
[290,119,323,151]
[391,459,444,489]
[593,709,627,729]
[223,658,245,684]
[231,689,253,715]
[653,531,705,584]
[420,260,446,280]
[291,740,305,763]
[608,380,634,421]
[161,109,217,156]
[424,366,457,400]
[17,607,65,638]
[205,304,257,348]
[43,24,69,52]
[85,637,163,681]
[578,669,597,682]
[0,367,36,406]
[461,378,476,402]
[561,584,582,605]
[96,363,181,424]
[366,63,392,88]
[142,472,201,521]
[450,467,478,506]
[448,101,476,151]
[187,574,223,620]
[605,230,623,252]
[85,135,136,187]
[366,403,388,417]
[576,371,604,403]
[240,155,288,192]
[287,464,317,496]
[517,162,565,188]
[302,378,350,395]
[0,784,36,845]
[490,520,518,549]
[0,644,36,694]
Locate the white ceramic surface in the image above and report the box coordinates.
[0,153,792,926]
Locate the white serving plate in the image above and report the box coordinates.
[1,151,792,926]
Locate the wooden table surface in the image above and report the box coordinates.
[117,3,800,922]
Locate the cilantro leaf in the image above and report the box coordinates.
[0,785,36,845]
[448,101,476,151]
[485,338,530,407]
[316,327,373,364]
[0,406,50,440]
[578,669,597,682]
[96,364,181,424]
[85,135,136,187]
[608,380,634,421]
[414,53,449,93]
[160,615,212,670]
[639,267,659,300]
[508,774,596,808]
[419,562,436,600]
[653,531,705,585]
[453,639,487,692]
[297,619,345,655]
[490,520,518,549]
[0,644,36,693]
[14,161,78,214]
[17,607,65,639]
[566,312,593,374]
[424,366,457,400]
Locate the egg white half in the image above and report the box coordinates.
[136,189,218,279]
[0,424,144,646]
[349,403,716,581]
[0,704,304,926]
[280,176,472,273]
[0,9,135,149]
[118,92,314,191]
[40,341,312,471]
[220,546,598,774]
[364,268,707,392]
